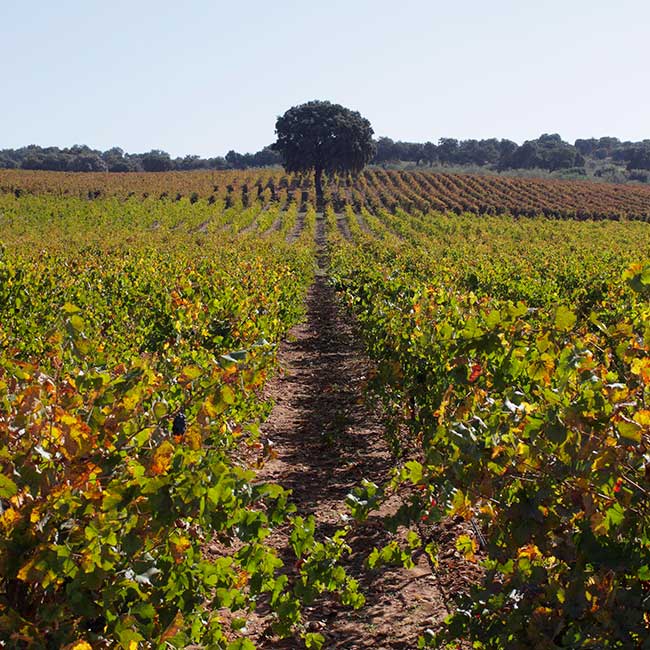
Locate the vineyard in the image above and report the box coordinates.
[3,168,650,221]
[1,169,650,649]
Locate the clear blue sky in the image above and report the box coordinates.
[1,0,648,157]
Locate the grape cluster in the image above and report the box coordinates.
[172,412,187,436]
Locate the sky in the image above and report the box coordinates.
[1,0,649,157]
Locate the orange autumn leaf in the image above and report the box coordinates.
[151,441,175,475]
[517,544,541,561]
[160,612,184,641]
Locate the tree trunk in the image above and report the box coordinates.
[314,166,323,209]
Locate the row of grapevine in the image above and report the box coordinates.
[328,211,650,648]
[0,198,363,648]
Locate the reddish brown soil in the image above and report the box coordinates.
[250,215,480,648]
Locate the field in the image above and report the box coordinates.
[1,169,650,649]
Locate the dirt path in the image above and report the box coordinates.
[287,212,306,242]
[240,216,258,234]
[255,215,449,649]
[355,213,371,234]
[262,216,282,237]
[336,214,352,241]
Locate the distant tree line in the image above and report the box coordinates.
[375,134,650,175]
[0,144,282,173]
[2,135,650,176]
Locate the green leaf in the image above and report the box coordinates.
[153,401,168,419]
[0,473,18,499]
[605,503,625,529]
[485,309,501,328]
[69,314,85,331]
[230,617,247,631]
[618,420,641,443]
[289,515,315,558]
[227,639,255,650]
[182,365,202,380]
[305,632,325,649]
[403,460,423,484]
[462,317,484,339]
[406,530,421,550]
[220,385,236,405]
[455,534,478,561]
[554,305,576,331]
[131,601,156,622]
[507,301,528,318]
[117,629,145,649]
[546,421,567,444]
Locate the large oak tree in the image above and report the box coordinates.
[274,100,375,206]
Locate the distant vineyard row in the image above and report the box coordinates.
[2,168,650,220]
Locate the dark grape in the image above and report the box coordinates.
[172,412,187,436]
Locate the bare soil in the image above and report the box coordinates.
[355,213,371,234]
[336,214,352,241]
[240,217,258,234]
[287,212,306,243]
[263,216,283,236]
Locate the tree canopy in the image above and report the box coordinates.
[273,100,376,202]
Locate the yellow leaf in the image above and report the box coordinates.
[1,507,20,530]
[121,392,141,410]
[516,442,531,458]
[67,642,93,650]
[17,557,38,582]
[16,556,43,582]
[171,536,191,564]
[631,358,650,384]
[181,365,202,381]
[589,512,609,535]
[592,450,615,472]
[202,396,219,418]
[60,413,90,436]
[456,534,479,562]
[479,502,496,519]
[634,410,650,427]
[220,384,235,405]
[449,489,473,520]
[617,419,642,443]
[185,426,202,451]
[59,414,94,458]
[491,445,507,459]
